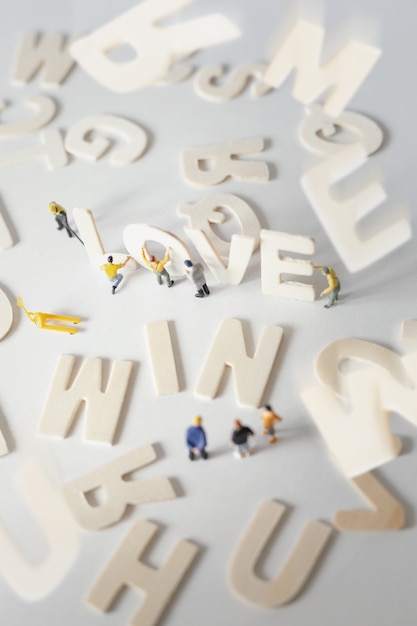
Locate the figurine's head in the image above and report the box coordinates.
[193,415,202,426]
[149,255,156,262]
[262,404,272,412]
[322,266,329,275]
[184,259,193,268]
[107,255,113,263]
[49,201,59,214]
[234,419,242,429]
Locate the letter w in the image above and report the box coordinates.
[38,355,133,444]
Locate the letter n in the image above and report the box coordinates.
[195,319,283,407]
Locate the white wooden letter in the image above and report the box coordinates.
[299,104,384,156]
[73,208,138,280]
[301,143,411,272]
[0,287,13,341]
[123,223,191,277]
[182,138,269,186]
[184,228,254,285]
[38,355,133,444]
[62,444,176,531]
[194,62,272,102]
[178,193,261,258]
[260,229,315,300]
[0,201,13,251]
[87,519,199,626]
[0,96,56,137]
[229,500,332,607]
[0,461,80,600]
[12,32,77,86]
[145,321,179,395]
[401,320,417,341]
[65,115,148,166]
[196,319,283,408]
[0,428,8,457]
[70,0,240,92]
[333,471,405,532]
[301,338,415,476]
[72,207,105,263]
[0,128,68,171]
[264,20,380,116]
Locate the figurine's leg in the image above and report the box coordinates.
[324,290,336,308]
[160,268,174,288]
[268,427,277,444]
[203,284,210,295]
[55,216,64,230]
[234,445,243,459]
[200,448,209,460]
[61,215,73,237]
[112,274,123,294]
[195,289,204,298]
[156,273,163,285]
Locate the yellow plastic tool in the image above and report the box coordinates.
[17,297,81,334]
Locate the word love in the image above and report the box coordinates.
[74,202,317,299]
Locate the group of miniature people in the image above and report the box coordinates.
[100,247,210,297]
[185,405,283,461]
[49,201,341,307]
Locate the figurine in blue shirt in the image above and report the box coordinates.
[186,416,208,460]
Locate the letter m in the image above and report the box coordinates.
[263,20,380,116]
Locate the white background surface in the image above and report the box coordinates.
[1,0,417,624]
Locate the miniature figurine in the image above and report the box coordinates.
[260,404,282,444]
[100,255,131,294]
[315,265,340,308]
[17,296,81,333]
[141,246,174,287]
[184,259,210,298]
[186,415,208,460]
[230,419,254,458]
[48,202,83,243]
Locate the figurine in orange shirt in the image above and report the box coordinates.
[260,404,282,444]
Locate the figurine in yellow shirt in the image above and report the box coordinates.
[260,404,282,444]
[100,255,131,294]
[141,247,174,287]
[318,266,340,308]
[48,201,83,243]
